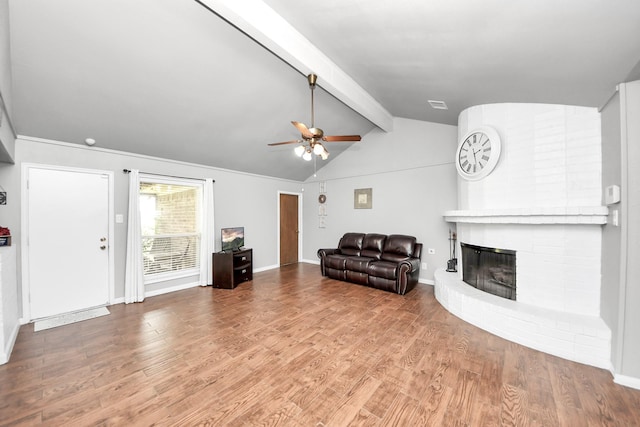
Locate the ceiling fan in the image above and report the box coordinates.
[268,73,361,161]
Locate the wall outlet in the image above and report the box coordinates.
[421,262,427,270]
[427,248,435,254]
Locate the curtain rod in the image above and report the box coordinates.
[122,169,214,183]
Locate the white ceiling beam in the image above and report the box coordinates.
[196,0,394,132]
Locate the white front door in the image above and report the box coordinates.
[27,167,110,319]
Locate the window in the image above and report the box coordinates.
[140,178,202,280]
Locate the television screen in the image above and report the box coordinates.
[221,227,244,252]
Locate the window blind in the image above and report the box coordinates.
[140,181,201,277]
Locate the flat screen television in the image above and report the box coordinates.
[221,227,244,252]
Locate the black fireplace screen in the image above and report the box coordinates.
[461,242,516,300]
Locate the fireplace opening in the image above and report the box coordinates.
[460,243,516,300]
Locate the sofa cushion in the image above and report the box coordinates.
[326,267,346,281]
[368,276,397,293]
[360,234,386,259]
[345,256,375,273]
[338,233,365,256]
[346,270,368,285]
[367,260,398,280]
[381,234,416,262]
[325,254,349,270]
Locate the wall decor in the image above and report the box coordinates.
[354,188,372,209]
[318,181,327,227]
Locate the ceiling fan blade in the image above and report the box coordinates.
[322,135,362,142]
[268,140,301,146]
[292,121,313,139]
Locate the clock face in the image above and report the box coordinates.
[456,126,501,181]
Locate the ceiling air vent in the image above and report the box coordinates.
[428,100,448,110]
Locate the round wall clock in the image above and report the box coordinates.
[455,126,502,181]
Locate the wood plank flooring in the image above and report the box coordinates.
[1,263,639,426]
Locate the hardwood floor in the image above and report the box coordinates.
[1,263,639,426]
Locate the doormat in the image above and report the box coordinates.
[34,307,110,331]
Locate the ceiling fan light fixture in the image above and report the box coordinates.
[268,74,360,163]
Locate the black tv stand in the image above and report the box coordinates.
[212,248,252,289]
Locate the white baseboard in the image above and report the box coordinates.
[111,297,125,305]
[613,373,640,390]
[145,281,200,298]
[0,321,20,365]
[301,258,320,265]
[254,264,280,273]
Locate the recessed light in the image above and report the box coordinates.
[85,138,96,146]
[428,100,448,110]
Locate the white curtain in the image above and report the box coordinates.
[124,169,145,303]
[200,178,215,286]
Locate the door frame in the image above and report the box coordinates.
[21,163,116,322]
[277,191,303,266]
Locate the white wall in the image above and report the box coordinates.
[301,117,458,282]
[0,246,18,363]
[599,81,640,386]
[0,137,302,316]
[0,0,15,162]
[618,81,640,380]
[458,104,602,210]
[600,90,622,370]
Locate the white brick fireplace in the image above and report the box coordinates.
[435,103,611,369]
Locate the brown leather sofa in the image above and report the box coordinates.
[317,233,423,295]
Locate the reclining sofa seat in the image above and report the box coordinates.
[318,232,422,295]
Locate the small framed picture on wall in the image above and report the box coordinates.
[354,188,372,209]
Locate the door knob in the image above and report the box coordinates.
[100,237,107,242]
[100,245,106,250]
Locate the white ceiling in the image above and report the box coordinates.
[7,0,640,181]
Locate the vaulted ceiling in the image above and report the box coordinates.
[7,0,640,180]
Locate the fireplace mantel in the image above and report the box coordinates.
[443,206,608,225]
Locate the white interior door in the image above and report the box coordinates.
[27,167,110,319]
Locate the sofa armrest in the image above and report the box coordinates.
[400,257,421,273]
[317,248,340,258]
[396,257,422,294]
